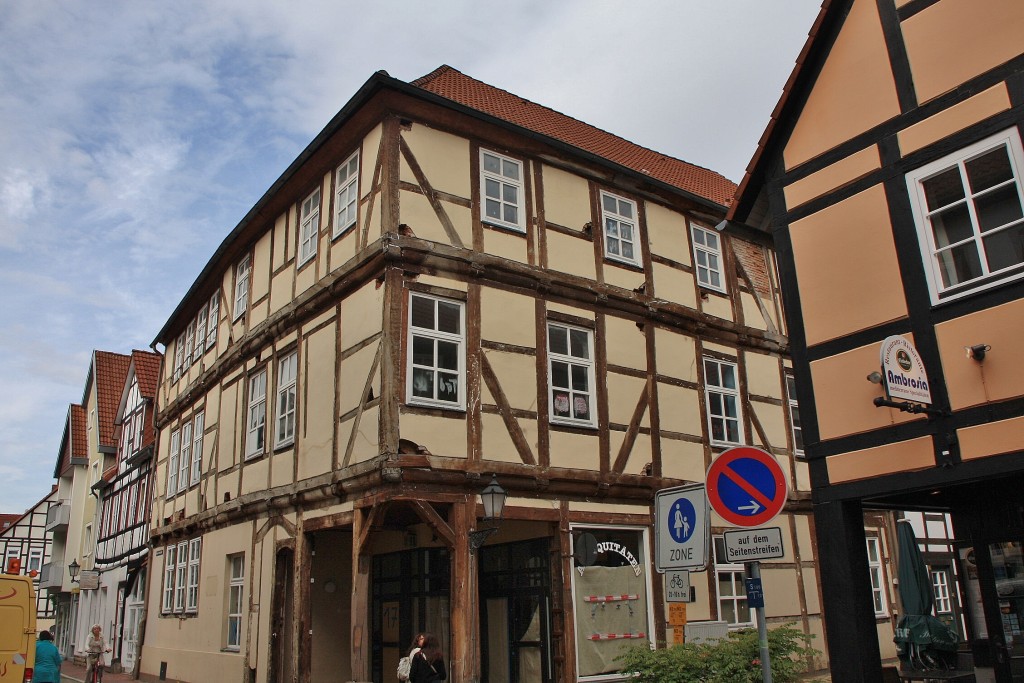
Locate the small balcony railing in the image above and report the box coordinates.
[45,501,71,532]
[39,561,64,590]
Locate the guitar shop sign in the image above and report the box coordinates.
[880,336,932,405]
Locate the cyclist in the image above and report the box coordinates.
[84,624,111,682]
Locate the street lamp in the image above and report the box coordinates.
[469,476,507,551]
[68,559,80,583]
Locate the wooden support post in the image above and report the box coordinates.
[449,500,478,682]
[350,506,371,681]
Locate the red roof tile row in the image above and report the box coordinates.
[412,65,737,207]
[93,351,131,449]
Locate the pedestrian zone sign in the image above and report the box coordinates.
[655,483,709,572]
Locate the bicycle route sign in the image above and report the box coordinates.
[654,483,709,572]
[705,447,788,528]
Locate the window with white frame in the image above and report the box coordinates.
[692,224,726,292]
[704,358,742,445]
[195,304,207,359]
[166,429,180,496]
[275,352,297,447]
[407,293,465,409]
[84,524,92,560]
[931,568,952,614]
[480,149,524,231]
[162,545,176,613]
[233,254,251,321]
[174,540,187,612]
[27,548,43,575]
[713,536,752,627]
[190,412,204,486]
[178,421,192,494]
[600,191,639,265]
[334,151,360,238]
[547,322,596,427]
[3,545,20,572]
[245,369,268,458]
[866,536,888,616]
[785,372,804,456]
[908,129,1024,303]
[226,554,245,650]
[173,333,186,382]
[186,538,201,612]
[207,292,219,349]
[184,319,195,367]
[299,188,320,266]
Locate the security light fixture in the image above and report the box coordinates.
[469,475,507,551]
[68,558,80,583]
[866,371,883,384]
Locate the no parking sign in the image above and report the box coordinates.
[705,447,787,528]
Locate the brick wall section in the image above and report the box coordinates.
[732,239,772,298]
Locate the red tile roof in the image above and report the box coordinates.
[93,351,131,449]
[412,65,737,207]
[131,350,162,399]
[71,404,88,459]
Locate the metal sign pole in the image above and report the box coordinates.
[747,561,772,683]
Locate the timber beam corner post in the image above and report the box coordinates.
[350,504,376,682]
[449,499,478,683]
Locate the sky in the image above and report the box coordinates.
[0,0,822,515]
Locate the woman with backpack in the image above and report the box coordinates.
[408,633,446,682]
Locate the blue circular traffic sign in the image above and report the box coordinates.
[706,447,787,527]
[667,497,697,543]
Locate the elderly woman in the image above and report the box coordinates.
[84,624,111,682]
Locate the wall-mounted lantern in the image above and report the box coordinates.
[469,476,507,551]
[68,558,80,583]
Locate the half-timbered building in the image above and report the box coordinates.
[146,66,817,683]
[728,0,1024,680]
[0,486,57,630]
[92,349,162,674]
[44,350,131,660]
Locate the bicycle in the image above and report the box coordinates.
[85,651,109,683]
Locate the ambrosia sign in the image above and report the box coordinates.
[880,335,932,405]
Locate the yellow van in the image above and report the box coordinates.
[0,559,36,683]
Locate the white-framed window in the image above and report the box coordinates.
[27,548,43,575]
[178,421,192,494]
[713,535,753,627]
[173,333,186,382]
[480,149,524,231]
[692,224,726,292]
[704,358,743,446]
[547,322,596,427]
[245,369,268,458]
[275,352,298,447]
[206,292,219,349]
[226,554,245,651]
[785,372,804,456]
[184,319,195,367]
[299,188,320,266]
[195,304,207,359]
[406,293,465,410]
[569,524,655,679]
[866,536,888,616]
[190,412,204,486]
[600,191,639,266]
[233,254,251,321]
[174,540,187,613]
[162,545,176,613]
[186,538,201,613]
[931,568,952,614]
[166,429,181,496]
[3,545,20,573]
[334,151,360,238]
[908,128,1024,303]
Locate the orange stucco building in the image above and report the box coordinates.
[730,0,1024,680]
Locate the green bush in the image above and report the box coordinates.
[616,624,819,683]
